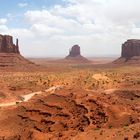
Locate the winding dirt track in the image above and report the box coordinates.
[0,85,62,107]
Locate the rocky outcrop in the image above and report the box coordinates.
[0,34,20,53]
[121,39,140,58]
[65,45,90,63]
[114,39,140,64]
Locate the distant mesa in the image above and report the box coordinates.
[0,34,36,69]
[65,45,90,63]
[114,39,140,64]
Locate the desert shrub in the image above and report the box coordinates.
[108,125,113,129]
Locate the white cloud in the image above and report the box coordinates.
[18,2,28,8]
[0,18,7,25]
[0,18,8,35]
[30,24,64,36]
[2,0,140,57]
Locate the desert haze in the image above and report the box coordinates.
[0,0,140,140]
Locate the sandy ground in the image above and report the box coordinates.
[92,73,110,81]
[0,61,139,140]
[0,86,62,107]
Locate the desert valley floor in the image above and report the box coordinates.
[0,58,140,140]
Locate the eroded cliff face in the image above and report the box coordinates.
[121,39,140,58]
[0,34,20,54]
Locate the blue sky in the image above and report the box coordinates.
[0,0,140,57]
[0,0,64,14]
[0,0,65,28]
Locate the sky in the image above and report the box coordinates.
[0,0,140,57]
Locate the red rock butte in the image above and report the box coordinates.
[114,39,140,64]
[0,34,36,70]
[122,39,140,58]
[69,45,81,57]
[0,35,20,54]
[65,45,90,63]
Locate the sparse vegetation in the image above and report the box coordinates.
[0,64,139,140]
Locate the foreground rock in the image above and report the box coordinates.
[65,45,90,63]
[114,39,140,64]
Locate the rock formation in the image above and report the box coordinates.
[65,45,90,63]
[121,39,140,58]
[69,45,81,57]
[114,39,140,64]
[0,34,37,70]
[0,34,20,53]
